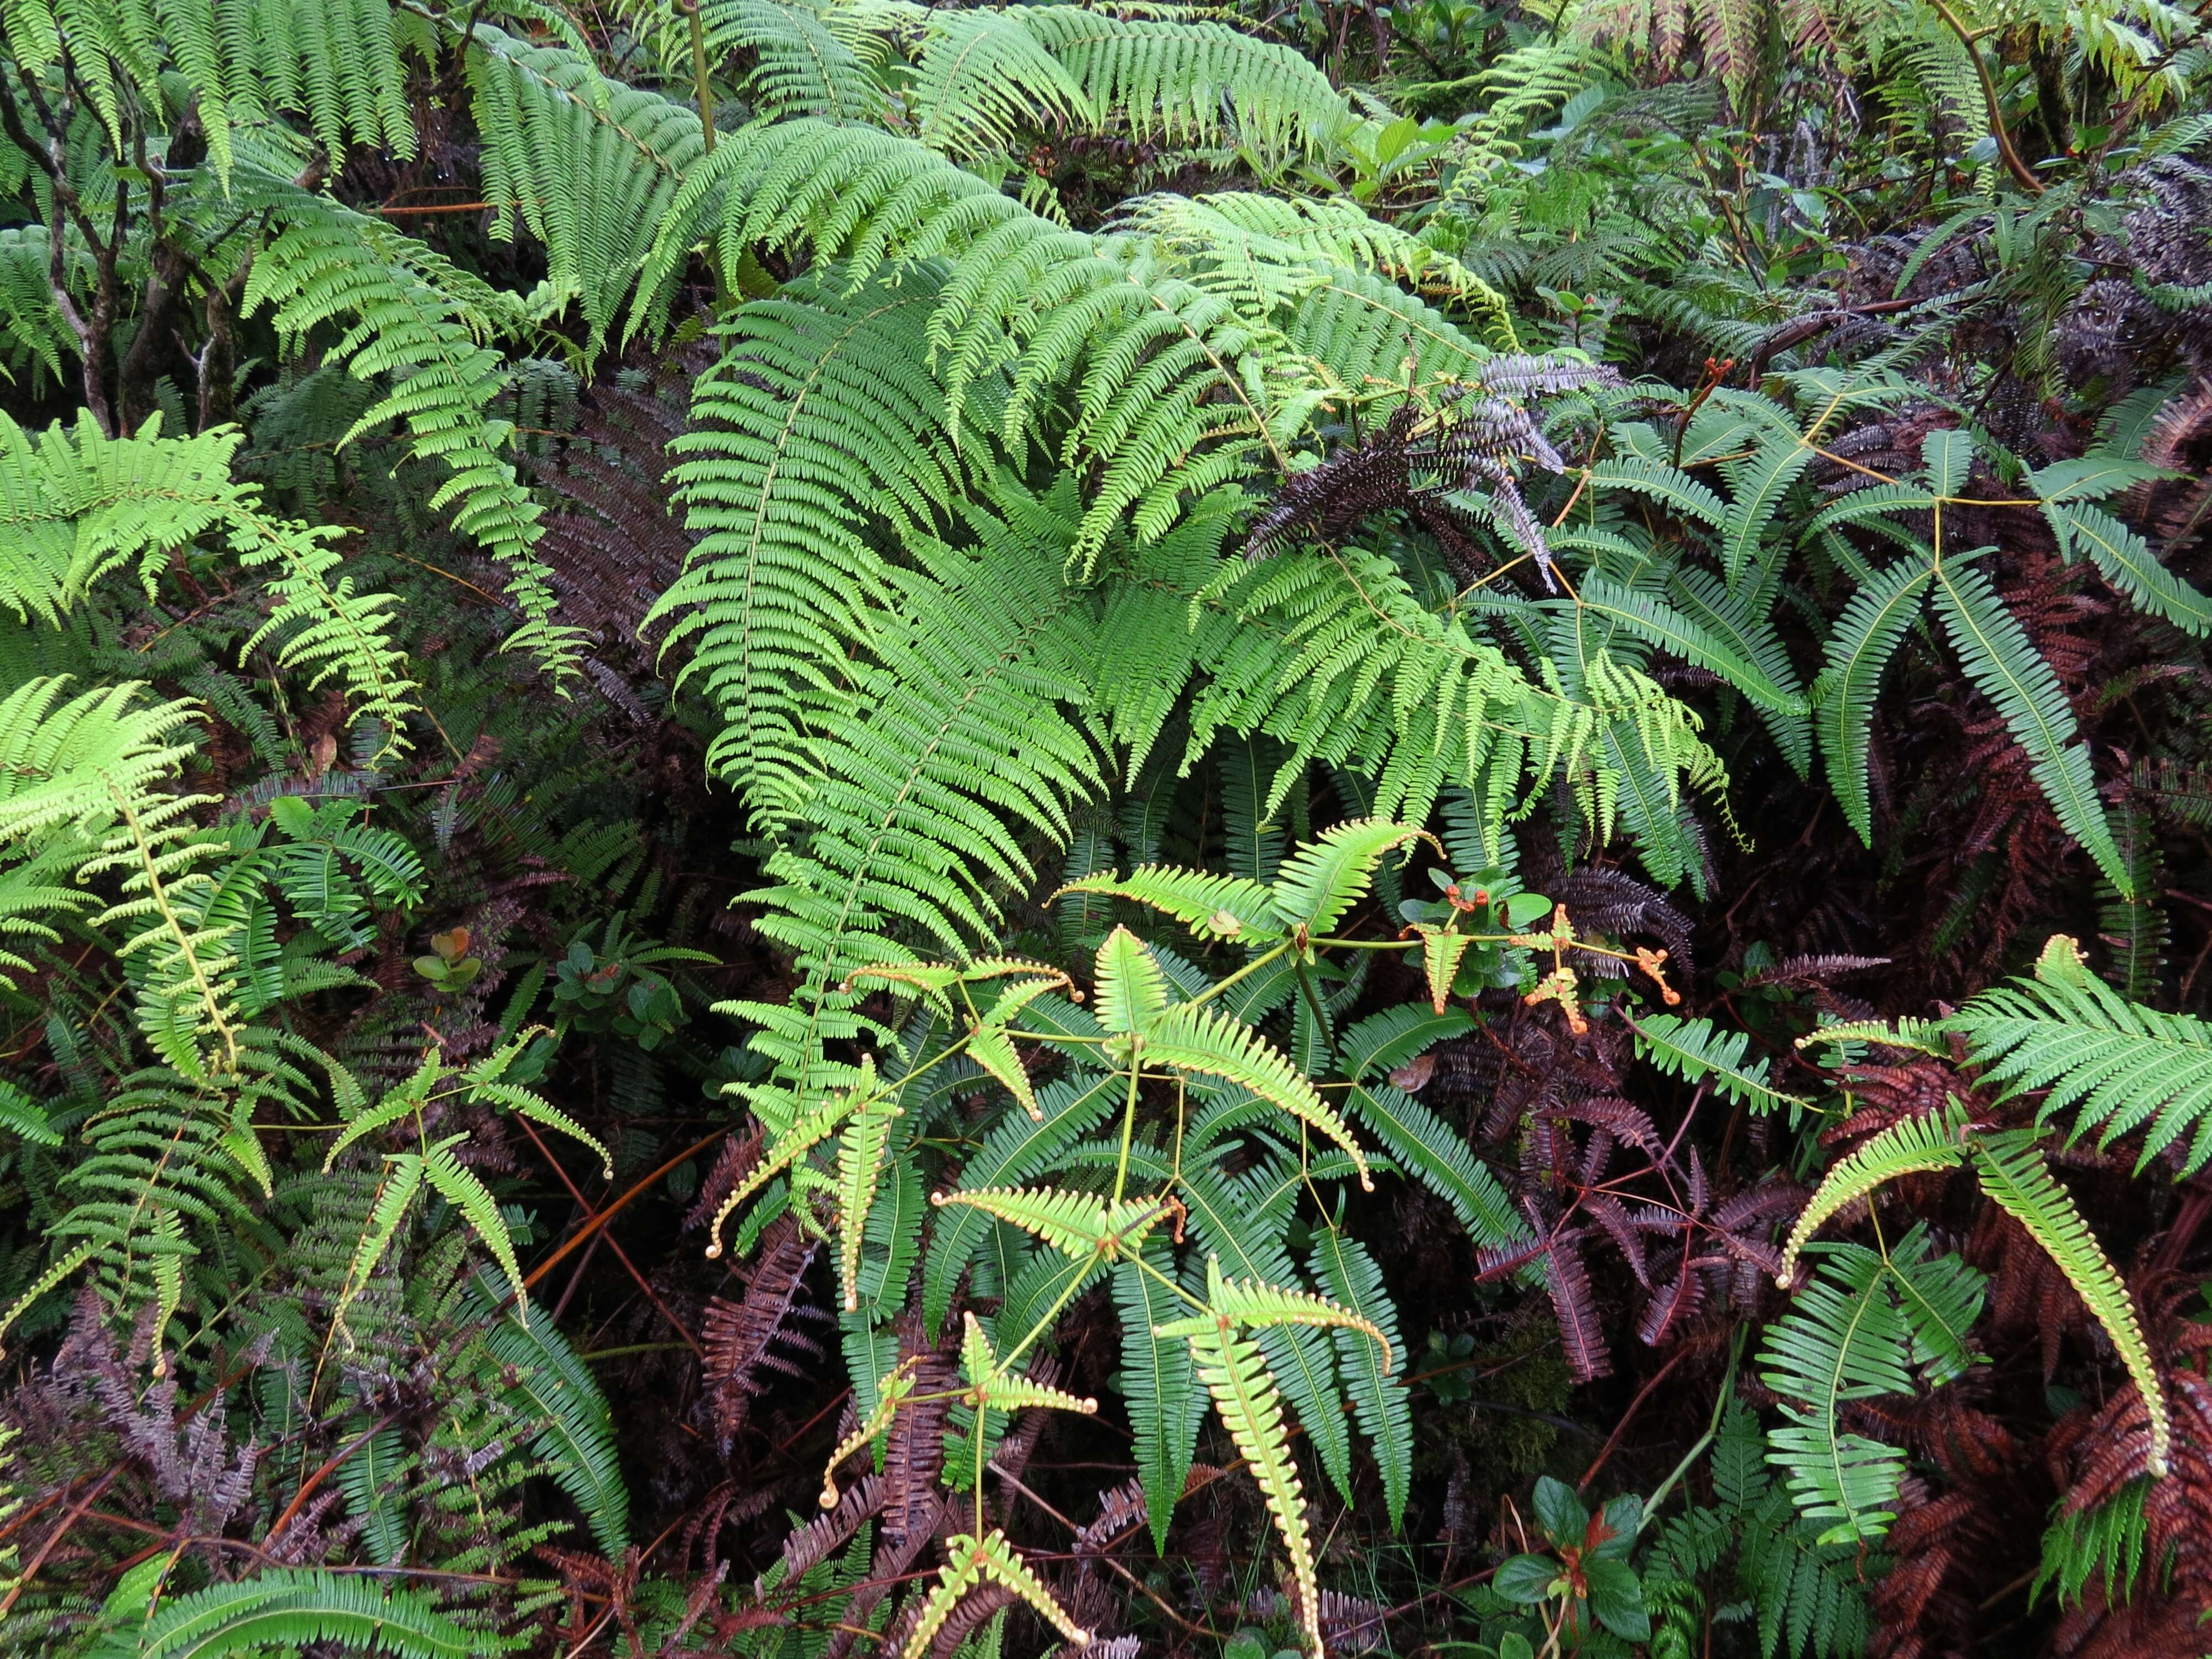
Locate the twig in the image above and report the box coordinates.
[1577,1345,1691,1492]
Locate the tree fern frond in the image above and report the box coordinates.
[236,173,580,680]
[458,20,708,353]
[738,481,1108,989]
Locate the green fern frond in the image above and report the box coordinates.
[237,173,580,682]
[734,479,1106,988]
[1931,564,2128,894]
[469,1272,633,1556]
[836,1093,902,1311]
[1760,1241,1935,1544]
[1780,1102,1968,1283]
[1053,867,1282,943]
[959,1311,1100,1416]
[1268,819,1426,940]
[1157,1253,1392,1372]
[1626,1011,1809,1117]
[1182,1319,1323,1653]
[90,1566,504,1659]
[1347,1082,1530,1251]
[1142,1000,1373,1187]
[712,0,888,119]
[1815,558,1933,846]
[459,20,708,353]
[1115,1239,1204,1552]
[1948,933,2212,1175]
[1094,924,1173,1038]
[1013,7,1350,160]
[1965,1128,2169,1475]
[907,1531,1091,1659]
[930,1185,1170,1261]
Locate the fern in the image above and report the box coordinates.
[735,477,1107,990]
[651,273,963,810]
[0,412,415,746]
[1180,1318,1323,1652]
[468,1274,633,1557]
[1759,1237,1984,1544]
[460,20,709,354]
[1965,1127,2169,1474]
[90,1566,503,1658]
[1113,1239,1204,1553]
[1308,1228,1413,1528]
[1141,1000,1372,1186]
[1818,559,1937,844]
[905,1531,1090,1656]
[1930,563,2129,894]
[1949,933,2212,1175]
[0,676,198,983]
[238,173,581,681]
[1625,1011,1810,1118]
[1779,1101,1968,1282]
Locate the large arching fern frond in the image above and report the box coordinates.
[1014,7,1352,161]
[0,0,419,179]
[236,171,581,680]
[712,0,889,119]
[459,20,709,353]
[634,120,1312,565]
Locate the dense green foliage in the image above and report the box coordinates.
[1,0,2210,1655]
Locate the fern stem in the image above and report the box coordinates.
[1112,1056,1144,1204]
[1636,1327,1744,1533]
[1185,942,1291,1010]
[1924,0,2046,194]
[679,0,717,155]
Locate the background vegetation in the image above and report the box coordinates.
[0,0,2209,1654]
